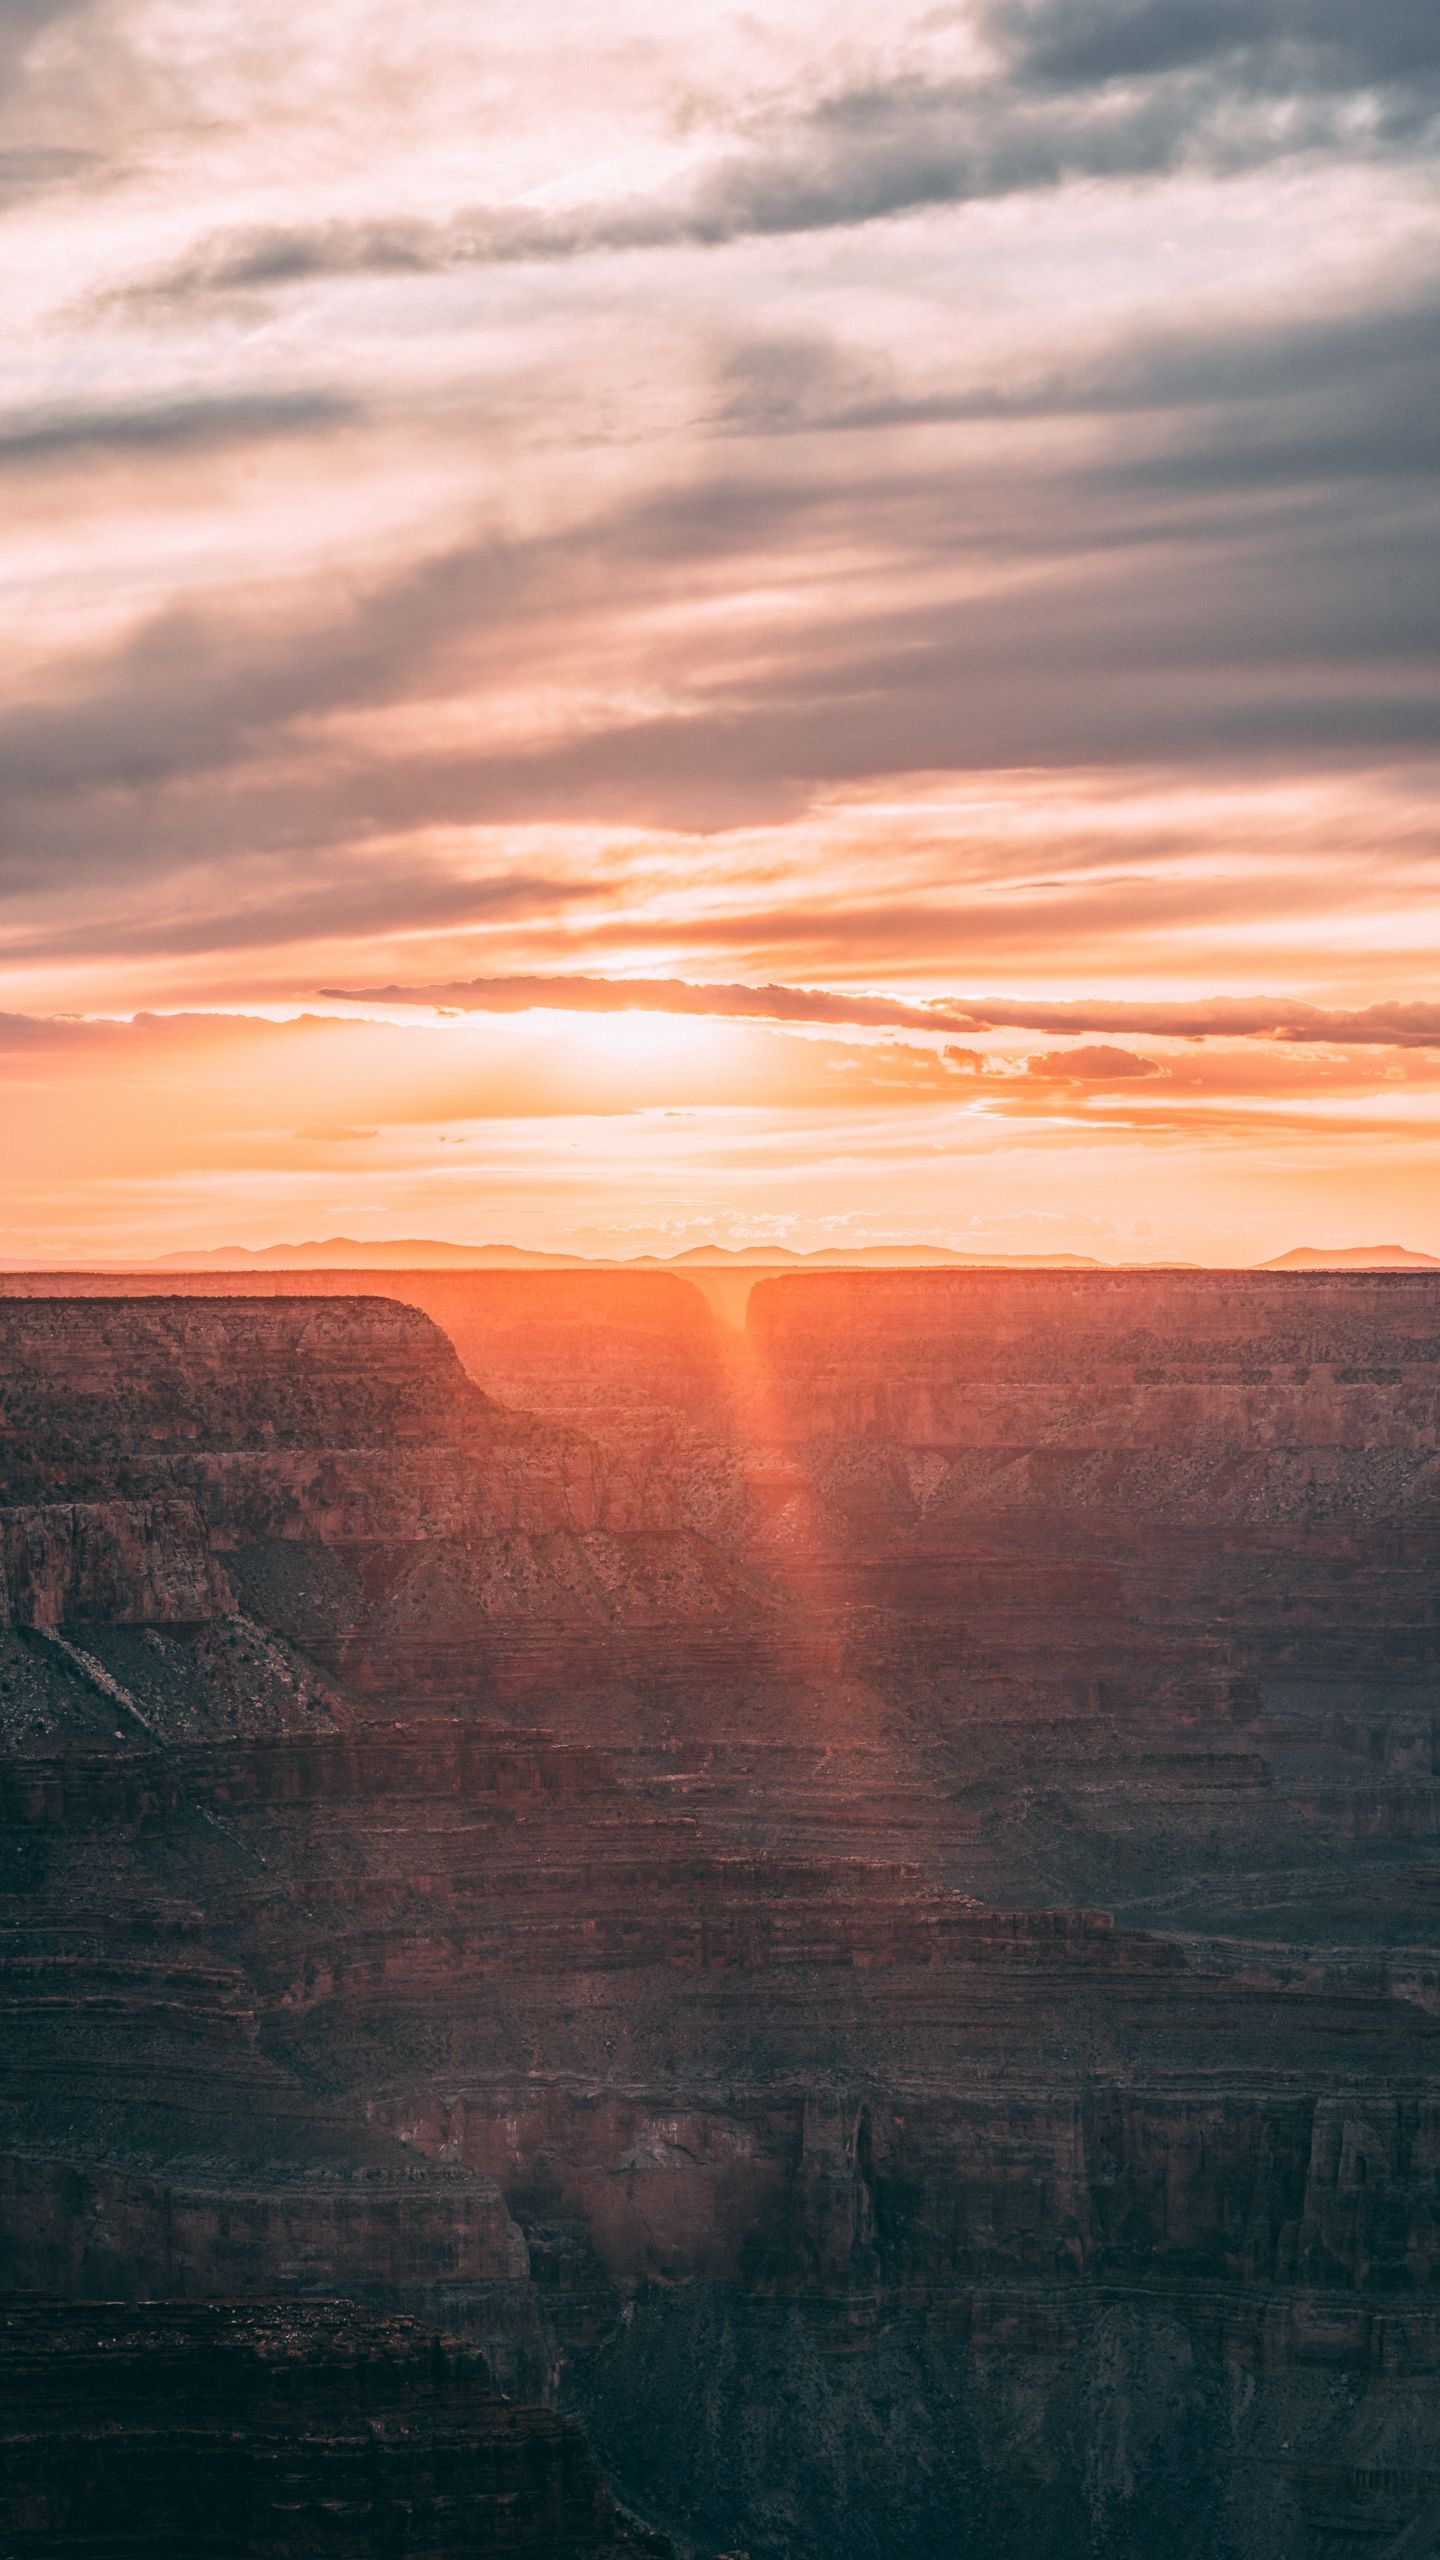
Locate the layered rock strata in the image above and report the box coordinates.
[0,1278,1437,2558]
[0,1295,760,1725]
[0,2300,665,2555]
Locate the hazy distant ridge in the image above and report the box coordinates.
[136,1236,1106,1273]
[7,1236,1437,1276]
[1257,1244,1440,1270]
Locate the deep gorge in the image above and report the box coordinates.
[1,1270,1437,2557]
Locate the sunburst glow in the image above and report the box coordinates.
[0,1,1435,1265]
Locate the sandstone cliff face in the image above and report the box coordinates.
[224,1268,1433,1949]
[0,1295,758,1730]
[0,1297,495,1485]
[742,1269,1440,1544]
[723,1275,1440,1951]
[1,1279,1438,2559]
[0,1268,737,1458]
[0,1500,224,1629]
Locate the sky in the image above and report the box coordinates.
[2,0,1438,1264]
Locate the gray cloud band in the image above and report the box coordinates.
[0,390,356,468]
[4,365,1436,881]
[111,2,1440,312]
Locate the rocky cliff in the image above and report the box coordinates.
[0,1294,760,1725]
[0,2300,666,2555]
[0,1276,1437,2558]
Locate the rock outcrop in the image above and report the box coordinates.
[0,1500,224,1630]
[0,1275,1437,2558]
[0,1295,758,1725]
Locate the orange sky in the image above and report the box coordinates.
[2,0,1438,1263]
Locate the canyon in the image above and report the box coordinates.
[0,1269,1437,2557]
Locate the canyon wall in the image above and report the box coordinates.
[0,1275,1437,2557]
[0,2301,666,2555]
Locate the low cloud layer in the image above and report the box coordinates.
[327,973,1440,1053]
[6,993,1440,1271]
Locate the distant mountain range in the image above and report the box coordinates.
[136,1237,1107,1273]
[5,1236,1437,1275]
[147,1238,594,1270]
[1257,1244,1440,1270]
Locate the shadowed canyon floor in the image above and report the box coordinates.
[0,1272,1437,2557]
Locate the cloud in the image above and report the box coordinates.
[1,858,597,964]
[4,393,1435,889]
[0,2,86,29]
[321,971,959,1031]
[3,21,1433,991]
[716,274,1440,445]
[2,2,1437,1260]
[1027,1044,1162,1080]
[0,0,89,95]
[0,388,358,469]
[988,0,1440,94]
[321,971,1440,1052]
[0,142,96,199]
[113,10,1440,312]
[0,998,1017,1128]
[1,468,810,841]
[0,1006,352,1056]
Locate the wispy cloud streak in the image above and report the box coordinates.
[325,974,1440,1051]
[116,5,1440,312]
[0,388,357,468]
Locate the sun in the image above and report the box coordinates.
[544,1005,729,1082]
